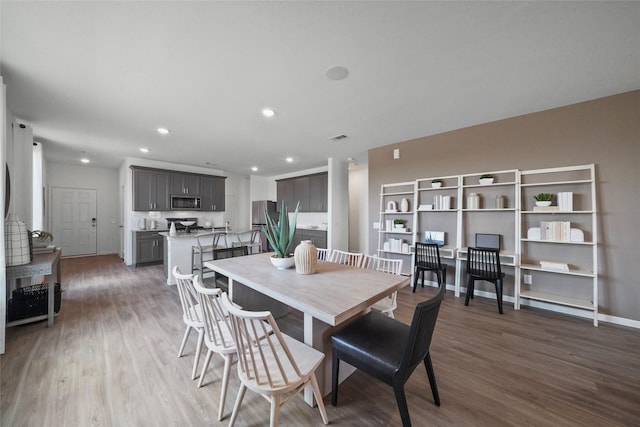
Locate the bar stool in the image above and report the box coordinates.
[192,232,225,280]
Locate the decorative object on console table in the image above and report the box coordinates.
[479,174,494,185]
[263,200,299,269]
[294,240,317,274]
[4,214,31,266]
[31,230,54,248]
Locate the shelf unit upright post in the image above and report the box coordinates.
[518,164,598,326]
[377,181,416,276]
[454,169,520,299]
[414,175,461,292]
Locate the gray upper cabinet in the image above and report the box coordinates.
[200,175,226,211]
[132,168,170,211]
[277,172,327,212]
[171,172,200,196]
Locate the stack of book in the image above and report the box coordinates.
[539,221,571,241]
[432,195,451,210]
[557,191,573,211]
[540,260,570,271]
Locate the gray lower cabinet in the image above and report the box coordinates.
[133,231,164,265]
[293,229,327,250]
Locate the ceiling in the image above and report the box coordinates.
[1,2,638,176]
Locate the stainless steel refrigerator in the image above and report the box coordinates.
[252,201,277,252]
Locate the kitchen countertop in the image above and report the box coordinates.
[158,229,216,239]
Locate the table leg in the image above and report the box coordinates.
[47,277,54,327]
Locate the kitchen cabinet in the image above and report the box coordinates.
[276,172,327,212]
[171,172,200,196]
[133,231,164,265]
[200,175,226,211]
[293,229,327,249]
[132,168,170,211]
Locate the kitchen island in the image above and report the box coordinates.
[161,229,256,285]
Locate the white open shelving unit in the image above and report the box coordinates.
[377,164,599,325]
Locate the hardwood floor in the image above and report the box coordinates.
[2,254,639,426]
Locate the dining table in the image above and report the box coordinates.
[204,252,410,406]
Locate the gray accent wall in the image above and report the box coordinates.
[368,90,640,323]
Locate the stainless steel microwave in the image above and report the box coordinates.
[171,195,201,210]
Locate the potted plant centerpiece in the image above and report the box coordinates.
[263,201,300,269]
[534,193,553,207]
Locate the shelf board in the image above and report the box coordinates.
[520,264,595,277]
[520,239,594,245]
[417,209,457,212]
[380,211,414,215]
[379,230,413,235]
[462,208,516,212]
[522,210,594,214]
[417,185,458,192]
[519,290,595,311]
[380,191,414,196]
[520,179,592,187]
[462,181,517,188]
[457,249,518,266]
[377,249,412,256]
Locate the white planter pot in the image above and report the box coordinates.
[535,201,552,207]
[431,182,442,188]
[479,178,494,185]
[270,255,295,270]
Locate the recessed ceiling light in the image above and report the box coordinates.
[326,66,349,81]
[140,147,150,153]
[81,158,90,164]
[157,127,170,135]
[262,108,275,118]
[286,157,293,163]
[251,166,258,172]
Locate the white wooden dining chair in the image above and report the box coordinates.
[316,247,332,261]
[329,249,364,267]
[192,275,237,421]
[220,293,329,427]
[361,256,403,318]
[172,266,205,380]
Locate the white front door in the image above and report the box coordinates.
[52,187,97,256]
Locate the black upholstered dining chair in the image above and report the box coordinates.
[413,242,446,292]
[464,246,505,314]
[331,281,446,427]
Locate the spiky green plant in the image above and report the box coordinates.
[263,201,300,258]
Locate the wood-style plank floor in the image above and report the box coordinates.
[2,254,639,426]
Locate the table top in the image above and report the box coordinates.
[205,252,409,326]
[6,248,62,279]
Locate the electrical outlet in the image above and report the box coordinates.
[523,274,532,285]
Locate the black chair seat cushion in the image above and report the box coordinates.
[332,310,409,383]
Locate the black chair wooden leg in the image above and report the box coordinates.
[413,269,418,293]
[421,270,425,288]
[495,278,504,314]
[442,268,446,288]
[423,352,440,406]
[393,382,412,427]
[331,351,340,406]
[465,278,474,306]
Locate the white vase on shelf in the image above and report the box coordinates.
[400,198,410,212]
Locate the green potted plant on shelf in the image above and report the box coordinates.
[534,193,553,207]
[479,174,494,185]
[431,179,442,188]
[263,201,300,269]
[393,219,406,230]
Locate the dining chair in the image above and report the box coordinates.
[413,242,447,293]
[331,281,446,427]
[465,247,505,314]
[211,246,249,291]
[172,266,205,381]
[316,247,332,261]
[192,275,236,421]
[232,229,261,254]
[220,293,329,427]
[192,232,225,280]
[329,249,364,267]
[361,256,403,318]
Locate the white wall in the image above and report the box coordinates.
[348,166,369,254]
[47,162,120,255]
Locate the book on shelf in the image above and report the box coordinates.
[539,221,571,241]
[557,191,574,211]
[533,205,560,212]
[432,195,452,210]
[539,260,570,271]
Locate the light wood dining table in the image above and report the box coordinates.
[204,252,410,406]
